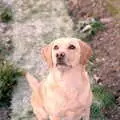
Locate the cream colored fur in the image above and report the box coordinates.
[25,38,93,120]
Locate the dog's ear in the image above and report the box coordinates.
[41,44,53,68]
[79,40,92,65]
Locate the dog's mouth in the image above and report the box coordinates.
[56,61,72,69]
[56,58,72,69]
[56,61,67,66]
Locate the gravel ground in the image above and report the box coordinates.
[7,0,74,120]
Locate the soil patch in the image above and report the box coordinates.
[67,0,120,119]
[91,22,120,120]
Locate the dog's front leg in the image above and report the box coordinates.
[31,94,49,120]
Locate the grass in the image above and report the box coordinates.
[0,60,24,107]
[91,85,115,120]
[91,103,104,120]
[92,85,115,108]
[90,20,105,36]
[0,7,13,23]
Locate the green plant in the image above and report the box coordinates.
[87,54,97,78]
[91,103,104,120]
[0,41,13,60]
[90,20,104,36]
[78,20,105,42]
[92,85,115,108]
[0,60,23,107]
[1,7,13,23]
[91,85,115,119]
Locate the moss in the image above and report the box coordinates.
[0,7,13,23]
[0,60,24,107]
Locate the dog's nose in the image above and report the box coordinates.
[56,52,65,59]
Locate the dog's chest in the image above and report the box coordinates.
[43,77,90,117]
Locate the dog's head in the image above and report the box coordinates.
[41,38,92,71]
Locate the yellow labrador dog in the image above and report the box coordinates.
[25,38,93,120]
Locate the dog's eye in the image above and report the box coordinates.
[53,45,59,50]
[68,44,76,50]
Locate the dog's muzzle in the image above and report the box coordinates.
[56,52,66,66]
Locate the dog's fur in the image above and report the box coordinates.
[25,38,93,120]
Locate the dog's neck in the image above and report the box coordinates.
[47,65,90,95]
[50,65,86,82]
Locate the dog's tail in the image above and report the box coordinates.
[25,72,40,93]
